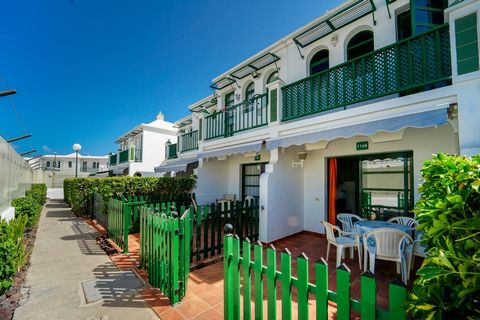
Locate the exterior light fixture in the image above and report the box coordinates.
[292,151,308,168]
[72,143,82,177]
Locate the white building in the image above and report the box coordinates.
[109,112,177,176]
[30,153,108,188]
[156,0,480,243]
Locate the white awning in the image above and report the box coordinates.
[266,108,448,149]
[201,142,263,159]
[154,157,199,173]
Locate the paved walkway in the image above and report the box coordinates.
[14,199,157,320]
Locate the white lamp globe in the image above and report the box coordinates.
[72,143,82,151]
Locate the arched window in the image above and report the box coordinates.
[68,161,72,168]
[309,50,329,75]
[266,71,279,85]
[347,30,374,60]
[245,82,255,101]
[46,161,51,167]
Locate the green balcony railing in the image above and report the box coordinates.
[282,24,452,121]
[109,153,118,166]
[167,143,178,159]
[205,93,268,140]
[180,130,198,152]
[119,149,129,164]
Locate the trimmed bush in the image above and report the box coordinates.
[11,196,42,227]
[408,154,480,319]
[26,183,47,205]
[63,176,196,216]
[0,215,28,295]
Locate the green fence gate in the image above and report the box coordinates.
[223,234,408,320]
[107,194,192,253]
[139,204,192,304]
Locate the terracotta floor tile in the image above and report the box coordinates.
[194,308,223,320]
[175,295,212,319]
[160,308,186,320]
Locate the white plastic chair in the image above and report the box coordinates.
[243,195,255,207]
[363,228,413,284]
[337,213,365,233]
[321,221,362,269]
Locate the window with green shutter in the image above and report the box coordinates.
[455,13,479,75]
[270,88,277,122]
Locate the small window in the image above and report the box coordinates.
[310,50,329,75]
[266,71,279,84]
[244,82,255,113]
[93,162,96,169]
[225,92,235,109]
[46,161,51,167]
[347,30,374,60]
[57,161,61,168]
[68,161,72,168]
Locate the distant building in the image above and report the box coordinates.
[30,153,108,188]
[108,112,177,176]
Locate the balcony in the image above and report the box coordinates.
[109,148,142,166]
[282,24,452,121]
[180,130,198,152]
[204,93,268,140]
[167,143,178,159]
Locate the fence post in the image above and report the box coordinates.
[171,211,180,304]
[389,278,407,320]
[123,202,130,253]
[224,224,234,319]
[336,264,351,320]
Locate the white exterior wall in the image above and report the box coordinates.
[302,125,458,235]
[0,136,33,221]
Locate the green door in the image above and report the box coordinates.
[241,163,266,201]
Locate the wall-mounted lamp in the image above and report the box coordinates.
[252,71,260,79]
[331,34,339,47]
[292,151,308,168]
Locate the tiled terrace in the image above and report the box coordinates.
[94,223,421,319]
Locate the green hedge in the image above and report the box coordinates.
[408,154,480,319]
[0,216,28,295]
[63,176,196,216]
[26,183,47,205]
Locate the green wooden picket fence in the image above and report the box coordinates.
[139,204,192,304]
[191,200,259,263]
[224,234,408,320]
[107,194,192,253]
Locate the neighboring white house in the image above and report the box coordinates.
[156,0,480,243]
[30,153,108,188]
[109,112,177,176]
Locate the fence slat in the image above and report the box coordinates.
[336,265,351,320]
[254,241,263,319]
[361,271,376,320]
[297,253,309,320]
[242,239,252,320]
[315,259,328,320]
[281,249,292,320]
[267,245,277,320]
[232,235,240,320]
[389,279,407,320]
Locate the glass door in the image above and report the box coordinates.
[359,152,413,220]
[241,163,266,201]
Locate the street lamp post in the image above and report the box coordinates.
[72,143,82,178]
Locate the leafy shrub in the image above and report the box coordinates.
[64,176,196,216]
[26,183,47,205]
[0,215,29,295]
[11,196,42,227]
[408,154,480,319]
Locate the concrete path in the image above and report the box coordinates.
[14,200,158,320]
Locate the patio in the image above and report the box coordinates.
[105,229,421,319]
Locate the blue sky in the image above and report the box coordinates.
[0,0,343,156]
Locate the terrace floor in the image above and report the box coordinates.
[107,230,422,319]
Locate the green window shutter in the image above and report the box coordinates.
[199,118,203,141]
[270,89,278,122]
[455,13,479,75]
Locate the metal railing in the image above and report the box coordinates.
[180,130,199,152]
[282,24,451,121]
[109,153,118,166]
[118,149,129,163]
[204,93,268,140]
